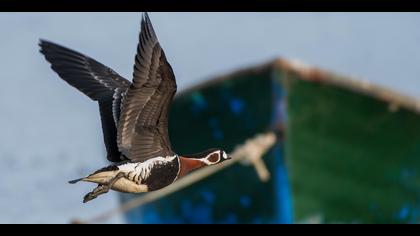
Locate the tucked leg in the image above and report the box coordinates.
[107,172,126,188]
[82,172,126,203]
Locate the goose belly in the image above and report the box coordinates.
[110,178,149,193]
[117,155,179,192]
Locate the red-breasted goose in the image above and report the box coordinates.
[39,13,231,203]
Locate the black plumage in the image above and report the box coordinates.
[39,13,177,163]
[39,40,131,162]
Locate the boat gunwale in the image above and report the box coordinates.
[273,58,420,114]
[176,58,420,115]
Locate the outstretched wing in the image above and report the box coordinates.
[39,40,131,162]
[117,13,177,162]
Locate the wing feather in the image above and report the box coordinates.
[117,13,177,162]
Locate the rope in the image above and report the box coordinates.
[71,131,277,224]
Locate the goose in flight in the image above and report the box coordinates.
[39,13,231,203]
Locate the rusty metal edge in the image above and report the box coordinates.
[273,58,420,114]
[175,57,420,114]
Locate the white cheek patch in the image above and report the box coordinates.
[222,152,228,159]
[201,151,220,165]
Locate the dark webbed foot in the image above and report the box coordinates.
[82,172,126,203]
[83,192,96,203]
[83,185,109,203]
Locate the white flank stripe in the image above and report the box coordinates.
[118,155,178,183]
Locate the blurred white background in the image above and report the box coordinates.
[0,12,419,223]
